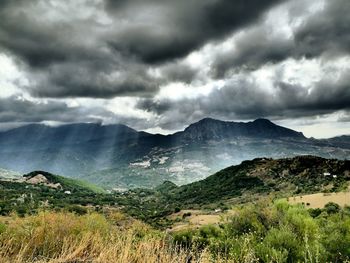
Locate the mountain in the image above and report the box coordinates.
[179,118,305,141]
[0,118,349,188]
[319,135,350,149]
[0,123,157,176]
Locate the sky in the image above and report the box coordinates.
[0,0,349,138]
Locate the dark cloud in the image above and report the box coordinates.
[211,0,350,77]
[105,0,285,64]
[0,0,103,68]
[28,63,160,98]
[160,63,199,84]
[212,27,293,78]
[0,96,156,132]
[0,97,112,123]
[0,0,349,134]
[138,70,350,130]
[0,0,162,98]
[294,0,350,59]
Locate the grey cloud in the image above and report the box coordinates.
[160,63,199,84]
[138,70,350,130]
[212,0,350,78]
[28,62,160,98]
[0,96,156,131]
[0,0,161,98]
[338,113,350,123]
[0,1,104,68]
[0,0,349,132]
[105,0,286,63]
[0,97,112,123]
[212,27,294,78]
[294,0,350,59]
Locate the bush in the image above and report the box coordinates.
[67,205,88,215]
[0,211,201,263]
[324,202,340,214]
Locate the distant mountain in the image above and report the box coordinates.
[319,135,350,149]
[179,118,305,141]
[0,123,144,149]
[0,118,349,188]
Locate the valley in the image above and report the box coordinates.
[1,154,350,262]
[0,120,349,262]
[1,155,349,225]
[0,118,349,189]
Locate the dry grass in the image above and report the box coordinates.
[168,209,236,232]
[287,191,350,208]
[0,211,241,263]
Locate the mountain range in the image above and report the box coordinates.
[0,118,349,189]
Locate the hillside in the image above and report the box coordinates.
[1,156,350,227]
[23,171,106,193]
[168,156,350,206]
[0,118,349,189]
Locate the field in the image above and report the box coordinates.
[168,209,237,231]
[170,189,350,232]
[287,191,350,208]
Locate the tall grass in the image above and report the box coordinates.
[0,211,222,263]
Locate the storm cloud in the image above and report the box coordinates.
[212,0,350,78]
[0,96,114,123]
[0,0,349,138]
[137,68,350,131]
[105,0,286,63]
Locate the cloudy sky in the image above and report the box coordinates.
[0,0,349,138]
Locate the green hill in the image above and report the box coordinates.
[1,156,349,228]
[23,171,106,194]
[168,156,350,206]
[155,180,178,193]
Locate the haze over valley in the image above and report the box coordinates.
[0,118,349,189]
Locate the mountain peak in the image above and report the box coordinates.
[182,117,305,141]
[253,118,273,124]
[193,117,222,125]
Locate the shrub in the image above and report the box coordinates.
[324,202,340,214]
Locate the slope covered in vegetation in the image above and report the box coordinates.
[24,171,106,193]
[169,156,350,206]
[1,201,350,262]
[1,156,349,227]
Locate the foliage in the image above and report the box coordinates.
[24,171,106,193]
[0,211,205,263]
[172,201,350,262]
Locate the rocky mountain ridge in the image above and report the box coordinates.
[0,118,348,188]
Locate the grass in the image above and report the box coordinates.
[0,211,225,263]
[168,210,227,231]
[2,202,350,262]
[287,191,350,208]
[24,171,107,194]
[57,175,107,194]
